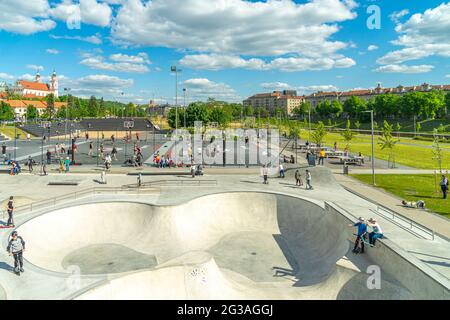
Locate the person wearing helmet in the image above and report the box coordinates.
[7,231,26,274]
[348,217,368,254]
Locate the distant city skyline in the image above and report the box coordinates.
[0,0,449,104]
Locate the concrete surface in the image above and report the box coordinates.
[0,164,448,300]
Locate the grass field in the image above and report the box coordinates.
[0,125,31,139]
[301,130,450,170]
[351,174,449,218]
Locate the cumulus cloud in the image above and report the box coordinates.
[50,0,112,27]
[376,3,450,73]
[0,0,56,34]
[26,64,44,71]
[113,0,357,72]
[389,9,409,23]
[373,64,434,74]
[367,45,378,51]
[80,52,151,73]
[65,74,134,98]
[181,54,356,71]
[183,78,240,102]
[260,82,338,94]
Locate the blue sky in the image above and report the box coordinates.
[0,0,449,104]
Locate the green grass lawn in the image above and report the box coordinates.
[302,130,450,170]
[0,126,30,139]
[351,174,450,218]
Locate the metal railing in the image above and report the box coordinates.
[372,205,435,240]
[341,186,435,240]
[122,179,218,189]
[1,186,159,218]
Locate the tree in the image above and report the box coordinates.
[88,96,98,117]
[98,98,106,117]
[343,96,366,118]
[292,101,310,117]
[311,121,327,146]
[445,92,450,117]
[370,94,400,119]
[167,108,182,128]
[432,129,444,173]
[0,101,14,120]
[340,119,356,151]
[395,122,402,138]
[378,120,398,168]
[354,120,361,130]
[255,107,269,118]
[185,102,209,127]
[46,93,55,119]
[243,105,254,117]
[416,122,422,133]
[209,106,232,129]
[26,105,38,120]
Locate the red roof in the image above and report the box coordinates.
[17,80,50,92]
[3,100,66,109]
[0,92,6,99]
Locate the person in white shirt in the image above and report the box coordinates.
[367,218,383,246]
[279,164,285,178]
[305,169,312,190]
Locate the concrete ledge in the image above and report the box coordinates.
[48,181,80,186]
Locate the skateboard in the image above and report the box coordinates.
[0,225,14,229]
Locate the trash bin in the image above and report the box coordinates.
[343,165,349,175]
[308,155,316,166]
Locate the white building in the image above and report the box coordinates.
[12,71,59,98]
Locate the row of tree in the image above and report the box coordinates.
[292,90,450,120]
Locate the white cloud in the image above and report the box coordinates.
[50,34,102,45]
[0,0,55,34]
[46,48,60,55]
[80,52,151,73]
[109,53,151,64]
[19,73,37,81]
[0,73,15,81]
[445,74,450,78]
[65,74,134,98]
[260,82,338,94]
[389,9,409,23]
[181,54,356,72]
[367,45,378,51]
[374,64,434,74]
[260,82,292,90]
[376,3,450,71]
[180,54,265,71]
[50,0,112,27]
[26,65,44,71]
[183,78,240,102]
[113,0,357,72]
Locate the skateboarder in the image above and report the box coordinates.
[6,196,14,227]
[88,142,93,156]
[7,231,25,274]
[349,217,367,254]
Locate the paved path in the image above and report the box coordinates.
[332,168,450,175]
[334,173,450,238]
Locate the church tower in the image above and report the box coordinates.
[51,70,59,97]
[35,71,41,83]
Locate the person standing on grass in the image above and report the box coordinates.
[440,175,449,199]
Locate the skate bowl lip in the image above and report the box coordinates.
[14,191,327,277]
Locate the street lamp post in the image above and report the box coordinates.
[13,121,17,161]
[308,104,312,141]
[183,88,187,128]
[364,110,376,186]
[171,66,182,134]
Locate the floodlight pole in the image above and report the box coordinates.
[364,110,376,186]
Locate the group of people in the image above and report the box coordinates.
[350,217,384,254]
[152,152,175,168]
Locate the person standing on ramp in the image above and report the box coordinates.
[7,231,26,274]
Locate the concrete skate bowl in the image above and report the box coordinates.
[16,193,411,299]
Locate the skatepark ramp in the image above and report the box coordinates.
[16,192,432,299]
